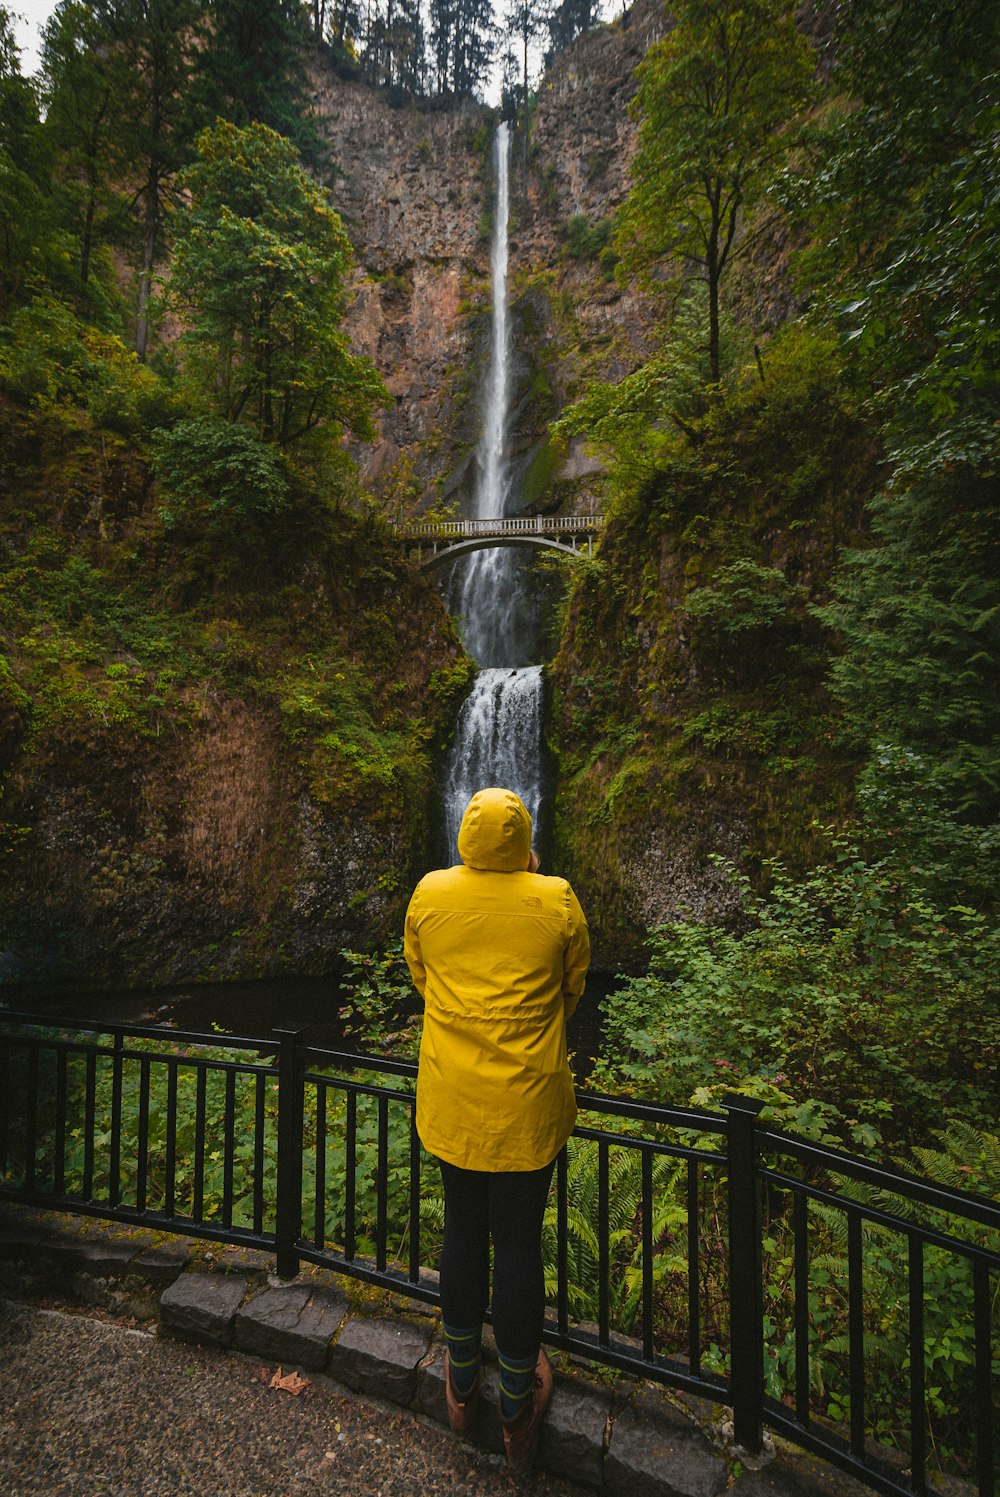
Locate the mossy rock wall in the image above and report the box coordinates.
[0,402,470,991]
[548,358,880,968]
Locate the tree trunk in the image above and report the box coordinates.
[135,165,160,362]
[708,261,720,384]
[81,186,96,285]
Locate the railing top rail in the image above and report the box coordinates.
[0,1008,279,1056]
[393,514,605,538]
[305,1044,418,1081]
[763,1163,1000,1266]
[4,1011,998,1229]
[759,1126,1000,1230]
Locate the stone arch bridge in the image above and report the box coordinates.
[392,514,605,571]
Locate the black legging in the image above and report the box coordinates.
[437,1157,556,1360]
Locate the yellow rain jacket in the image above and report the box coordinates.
[404,787,590,1173]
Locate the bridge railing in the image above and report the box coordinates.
[394,514,605,540]
[1,1010,997,1497]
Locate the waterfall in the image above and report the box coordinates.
[443,666,544,860]
[442,121,546,861]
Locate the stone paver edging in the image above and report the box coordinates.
[0,1205,873,1497]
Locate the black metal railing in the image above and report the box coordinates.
[1,1011,996,1497]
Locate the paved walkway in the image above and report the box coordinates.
[0,1300,588,1496]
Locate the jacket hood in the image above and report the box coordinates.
[457,788,532,872]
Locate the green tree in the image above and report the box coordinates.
[167,120,384,448]
[190,0,321,159]
[40,0,130,305]
[93,0,202,360]
[504,0,545,115]
[545,0,596,59]
[358,0,427,91]
[0,7,52,317]
[428,0,496,98]
[798,0,1000,894]
[619,0,814,381]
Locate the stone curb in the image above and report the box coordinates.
[0,1205,873,1497]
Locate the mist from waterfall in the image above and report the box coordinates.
[442,121,546,862]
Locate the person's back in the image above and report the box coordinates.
[407,830,588,1170]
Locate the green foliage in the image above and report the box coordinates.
[187,0,321,161]
[564,213,612,263]
[682,559,806,634]
[854,744,1000,911]
[541,1135,689,1328]
[621,0,815,379]
[594,834,1000,1155]
[336,942,421,1058]
[816,473,1000,838]
[167,120,385,448]
[38,2,132,307]
[551,289,733,482]
[151,416,290,526]
[0,293,162,429]
[773,0,1000,908]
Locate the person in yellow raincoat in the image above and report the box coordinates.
[404,787,590,1473]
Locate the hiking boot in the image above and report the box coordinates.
[499,1349,553,1474]
[445,1349,481,1435]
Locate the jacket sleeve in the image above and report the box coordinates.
[403,888,427,998]
[561,884,590,1019]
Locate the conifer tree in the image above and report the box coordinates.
[804,0,1000,885]
[545,0,595,56]
[190,0,321,160]
[0,7,50,316]
[92,0,201,359]
[40,0,131,303]
[429,0,495,98]
[504,0,545,114]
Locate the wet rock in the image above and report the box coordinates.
[538,1372,611,1488]
[0,1210,54,1259]
[413,1342,450,1424]
[327,1314,433,1405]
[159,1271,250,1347]
[234,1283,347,1370]
[44,1231,140,1278]
[605,1390,728,1497]
[131,1238,195,1285]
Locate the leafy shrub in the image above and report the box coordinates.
[151,416,289,525]
[594,833,1000,1155]
[336,942,421,1058]
[682,559,806,633]
[565,213,613,262]
[0,293,161,429]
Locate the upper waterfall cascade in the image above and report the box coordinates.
[442,122,547,861]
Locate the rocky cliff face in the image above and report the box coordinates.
[312,1,665,515]
[308,81,490,498]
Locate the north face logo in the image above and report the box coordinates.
[521,896,543,908]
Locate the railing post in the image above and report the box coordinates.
[723,1094,766,1452]
[274,1028,305,1279]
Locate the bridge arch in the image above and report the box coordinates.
[416,534,593,572]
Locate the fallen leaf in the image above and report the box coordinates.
[269,1366,311,1396]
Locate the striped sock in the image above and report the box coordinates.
[498,1349,537,1422]
[443,1322,482,1397]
